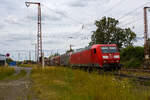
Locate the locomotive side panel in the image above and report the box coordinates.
[70,49,101,67]
[70,49,92,64]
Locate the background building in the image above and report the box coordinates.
[0,54,6,66]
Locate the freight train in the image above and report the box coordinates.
[48,44,121,70]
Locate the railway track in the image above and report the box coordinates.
[111,68,150,86]
[74,67,150,85]
[114,73,150,81]
[96,68,150,86]
[121,68,150,73]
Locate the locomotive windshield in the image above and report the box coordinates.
[101,46,118,53]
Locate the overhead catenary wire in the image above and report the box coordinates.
[120,17,143,27]
[118,2,150,20]
[41,3,97,31]
[103,0,127,16]
[41,4,83,24]
[40,3,95,43]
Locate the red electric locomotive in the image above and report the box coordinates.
[49,44,121,70]
[70,44,121,70]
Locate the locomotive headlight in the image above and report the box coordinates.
[114,55,120,58]
[103,56,108,59]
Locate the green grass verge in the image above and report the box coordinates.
[0,67,15,80]
[8,69,27,80]
[31,67,150,100]
[19,64,38,68]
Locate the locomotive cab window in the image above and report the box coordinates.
[101,46,118,53]
[109,47,118,53]
[101,47,109,53]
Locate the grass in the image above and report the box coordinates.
[0,67,15,80]
[0,67,27,80]
[19,64,39,68]
[8,69,27,80]
[30,66,150,100]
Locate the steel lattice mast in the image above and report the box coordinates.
[144,7,150,67]
[25,2,43,64]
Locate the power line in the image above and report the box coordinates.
[41,4,83,24]
[120,17,143,27]
[41,3,96,30]
[118,2,150,20]
[103,0,127,16]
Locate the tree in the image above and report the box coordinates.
[66,49,74,54]
[89,17,136,49]
[6,58,14,64]
[49,53,60,59]
[120,46,144,68]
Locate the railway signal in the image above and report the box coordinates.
[6,53,10,58]
[25,2,43,65]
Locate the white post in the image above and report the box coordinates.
[42,53,45,68]
[4,57,6,67]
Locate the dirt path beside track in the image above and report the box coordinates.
[0,67,37,100]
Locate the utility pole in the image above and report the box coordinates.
[18,53,20,62]
[35,44,37,62]
[144,7,150,68]
[25,2,43,65]
[31,43,37,62]
[29,50,31,61]
[70,45,72,51]
[42,52,45,68]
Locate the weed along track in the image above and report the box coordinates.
[113,73,150,86]
[29,66,150,100]
[71,65,150,86]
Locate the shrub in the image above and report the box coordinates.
[120,46,144,68]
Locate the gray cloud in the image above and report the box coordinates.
[27,13,64,22]
[69,1,87,7]
[43,14,63,21]
[0,24,5,30]
[68,0,111,7]
[136,37,143,41]
[5,33,33,43]
[4,16,22,26]
[43,39,63,44]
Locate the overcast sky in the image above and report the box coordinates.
[0,0,150,61]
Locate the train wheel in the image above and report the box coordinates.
[87,67,92,73]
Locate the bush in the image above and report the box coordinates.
[120,46,144,68]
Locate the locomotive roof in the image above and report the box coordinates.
[92,44,117,48]
[72,46,91,54]
[72,44,117,54]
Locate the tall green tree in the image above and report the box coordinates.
[89,17,136,49]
